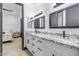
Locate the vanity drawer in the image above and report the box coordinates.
[27,35,32,40]
[36,40,45,49]
[36,46,45,56]
[44,40,65,55]
[27,43,32,52]
[44,47,57,56]
[29,43,37,56]
[32,37,36,40]
[31,46,38,56]
[31,50,35,55]
[54,51,64,56]
[34,42,45,56]
[31,43,36,47]
[37,45,44,51]
[36,38,45,45]
[44,43,64,56]
[44,40,55,49]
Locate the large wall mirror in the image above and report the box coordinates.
[34,16,45,29]
[27,20,34,29]
[49,11,63,28]
[49,4,79,28]
[66,4,79,27]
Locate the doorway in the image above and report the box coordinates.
[2,3,25,56]
[15,3,24,50]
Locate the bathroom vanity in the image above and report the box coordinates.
[24,32,79,56]
[24,3,79,56]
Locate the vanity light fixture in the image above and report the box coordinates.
[2,8,16,14]
[52,3,64,8]
[34,11,43,17]
[2,8,13,12]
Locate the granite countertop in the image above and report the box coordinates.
[27,32,79,49]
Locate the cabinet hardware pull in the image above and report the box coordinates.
[60,43,63,45]
[37,47,42,51]
[32,38,35,40]
[41,38,44,39]
[27,40,29,44]
[51,40,55,43]
[32,43,35,46]
[32,51,35,54]
[37,40,42,43]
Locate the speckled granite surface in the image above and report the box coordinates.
[28,33,79,48]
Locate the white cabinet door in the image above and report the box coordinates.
[44,48,54,56]
[34,37,45,56]
[29,35,38,56]
[44,39,56,56]
[26,35,33,52]
[44,39,64,56]
[44,39,79,56]
[26,34,46,56]
[36,45,45,56]
[26,34,79,56]
[24,33,28,47]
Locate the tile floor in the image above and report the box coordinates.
[3,37,32,56]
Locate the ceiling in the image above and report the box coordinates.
[3,3,22,19]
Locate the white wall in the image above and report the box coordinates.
[24,3,79,36]
[3,10,16,32]
[3,3,22,33]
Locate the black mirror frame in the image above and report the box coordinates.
[34,16,45,29]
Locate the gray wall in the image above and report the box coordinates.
[3,3,22,33]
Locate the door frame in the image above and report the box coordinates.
[15,3,24,50]
[0,3,2,56]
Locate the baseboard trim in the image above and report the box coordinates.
[3,40,12,43]
[23,47,28,50]
[24,47,33,56]
[12,37,20,38]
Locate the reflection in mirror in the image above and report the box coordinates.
[50,12,58,27]
[58,12,63,26]
[31,20,34,29]
[40,16,45,28]
[66,5,79,27]
[34,16,45,29]
[34,18,40,28]
[49,11,63,28]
